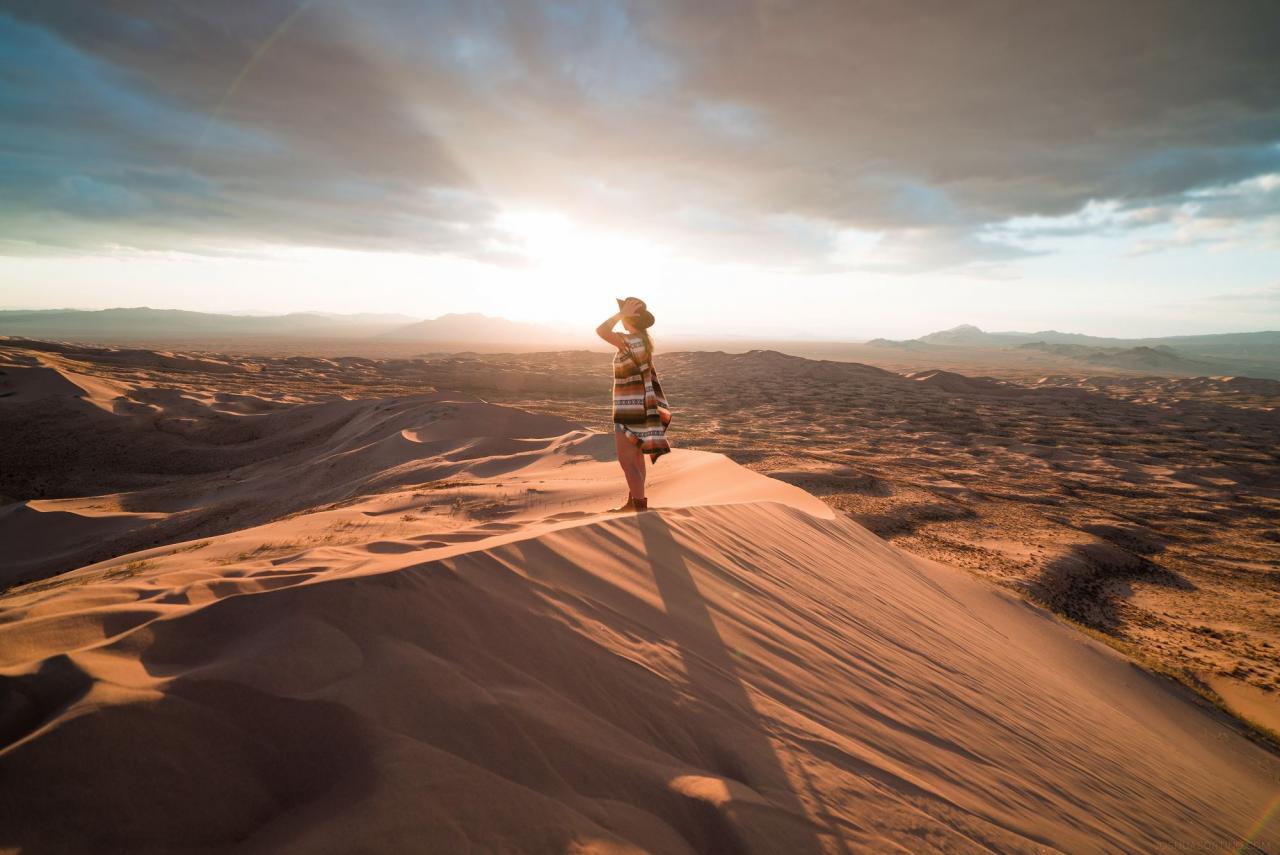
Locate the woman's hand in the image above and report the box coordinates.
[620,297,643,316]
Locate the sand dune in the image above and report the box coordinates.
[904,369,1027,397]
[0,346,589,583]
[2,367,1278,853]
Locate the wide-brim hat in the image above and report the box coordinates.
[616,296,655,329]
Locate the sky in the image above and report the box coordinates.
[1,0,1279,340]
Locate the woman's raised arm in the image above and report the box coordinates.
[596,311,625,349]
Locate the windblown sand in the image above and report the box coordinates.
[2,339,1278,853]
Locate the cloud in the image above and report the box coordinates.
[1209,283,1280,304]
[0,5,515,259]
[1116,170,1280,255]
[3,0,1280,271]
[979,167,1280,259]
[851,226,1043,276]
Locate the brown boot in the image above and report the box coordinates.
[607,496,637,513]
[633,497,648,511]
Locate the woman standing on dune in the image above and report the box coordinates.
[596,296,672,512]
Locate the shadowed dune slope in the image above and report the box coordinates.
[2,433,1278,853]
[0,346,594,584]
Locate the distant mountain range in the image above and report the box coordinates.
[0,308,414,339]
[380,312,567,344]
[4,310,1280,376]
[1015,342,1225,374]
[0,307,572,347]
[871,324,1280,378]
[910,323,1280,356]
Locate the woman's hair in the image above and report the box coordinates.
[638,328,655,356]
[624,303,656,356]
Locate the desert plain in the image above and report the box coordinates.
[1,334,1279,854]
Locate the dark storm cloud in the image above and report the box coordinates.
[2,0,1279,269]
[646,2,1280,213]
[0,2,511,257]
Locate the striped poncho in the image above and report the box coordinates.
[612,333,672,461]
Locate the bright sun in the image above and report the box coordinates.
[494,208,670,322]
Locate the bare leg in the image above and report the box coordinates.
[614,429,647,500]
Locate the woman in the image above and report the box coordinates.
[596,296,672,512]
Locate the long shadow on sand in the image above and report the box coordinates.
[636,510,843,854]
[1032,540,1195,632]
